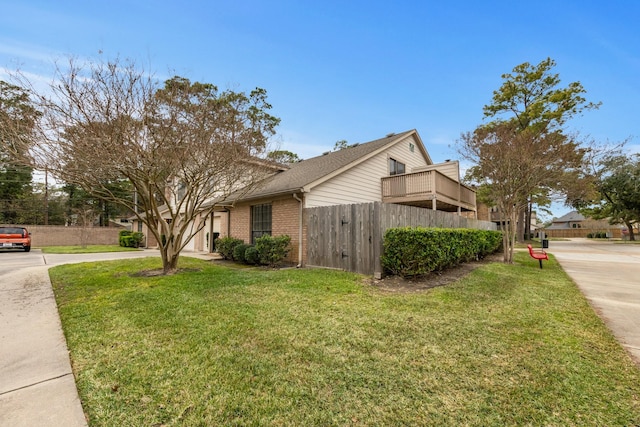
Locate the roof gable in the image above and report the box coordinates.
[228,129,433,202]
[553,211,585,223]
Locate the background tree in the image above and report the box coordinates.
[579,154,640,241]
[0,81,39,224]
[266,149,300,164]
[8,58,279,274]
[63,181,133,226]
[481,58,599,242]
[333,139,349,151]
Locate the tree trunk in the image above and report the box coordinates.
[501,207,517,264]
[525,201,532,240]
[516,207,525,243]
[625,220,636,241]
[160,232,182,275]
[160,246,181,275]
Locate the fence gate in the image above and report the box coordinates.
[306,203,380,275]
[305,202,496,276]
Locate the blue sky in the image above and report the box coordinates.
[1,1,638,218]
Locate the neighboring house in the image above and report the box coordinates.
[545,210,623,238]
[478,203,543,236]
[546,211,587,230]
[214,129,477,266]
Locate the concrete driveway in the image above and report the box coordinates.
[548,239,640,365]
[0,249,166,427]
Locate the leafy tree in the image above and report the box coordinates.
[266,150,300,164]
[581,154,640,241]
[15,182,67,225]
[333,139,349,151]
[63,181,133,226]
[481,58,599,242]
[461,59,597,261]
[0,81,38,223]
[7,58,280,274]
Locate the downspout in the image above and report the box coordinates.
[224,207,231,237]
[208,212,214,253]
[293,192,304,268]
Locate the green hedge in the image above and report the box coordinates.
[382,227,502,277]
[587,232,608,238]
[215,237,244,260]
[244,246,260,265]
[233,243,252,264]
[215,235,291,267]
[118,230,144,248]
[255,235,291,267]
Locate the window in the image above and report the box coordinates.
[389,158,405,176]
[251,204,272,243]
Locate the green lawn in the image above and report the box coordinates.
[50,254,640,426]
[41,245,141,254]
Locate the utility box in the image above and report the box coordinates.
[542,239,549,249]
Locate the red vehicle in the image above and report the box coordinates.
[0,226,32,252]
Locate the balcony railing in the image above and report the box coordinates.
[381,170,476,211]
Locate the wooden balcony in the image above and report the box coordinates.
[381,170,476,212]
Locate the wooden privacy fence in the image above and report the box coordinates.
[305,202,496,277]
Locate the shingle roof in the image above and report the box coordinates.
[225,129,420,202]
[553,211,585,223]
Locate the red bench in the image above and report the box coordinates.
[527,244,549,269]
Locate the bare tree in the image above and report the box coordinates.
[460,122,584,263]
[8,58,280,274]
[74,206,99,249]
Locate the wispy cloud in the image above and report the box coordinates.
[0,39,64,65]
[277,128,331,160]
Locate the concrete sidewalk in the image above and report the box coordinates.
[548,239,640,365]
[0,249,218,426]
[0,264,87,426]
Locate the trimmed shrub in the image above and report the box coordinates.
[215,237,244,260]
[130,232,144,247]
[119,230,131,247]
[244,246,260,265]
[233,243,251,264]
[255,234,291,267]
[119,230,144,248]
[588,232,609,238]
[382,227,502,277]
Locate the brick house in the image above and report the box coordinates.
[212,129,477,266]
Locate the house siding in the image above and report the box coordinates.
[306,134,430,208]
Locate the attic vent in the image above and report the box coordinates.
[322,151,330,155]
[351,143,359,147]
[386,132,396,137]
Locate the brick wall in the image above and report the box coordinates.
[272,196,302,263]
[229,195,304,264]
[15,225,122,247]
[229,205,251,243]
